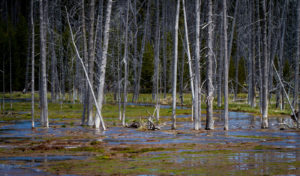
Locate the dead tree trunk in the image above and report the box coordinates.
[206,0,214,130]
[223,0,229,130]
[122,0,130,127]
[39,0,49,128]
[154,0,161,121]
[94,0,113,129]
[31,0,35,128]
[194,0,201,130]
[261,0,269,128]
[171,0,180,130]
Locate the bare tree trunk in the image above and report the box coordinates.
[87,0,96,126]
[122,0,130,127]
[294,0,300,112]
[223,0,229,130]
[39,0,48,128]
[162,0,167,99]
[228,0,238,59]
[134,0,151,102]
[132,0,138,103]
[206,0,214,130]
[261,0,269,129]
[194,0,201,130]
[81,0,89,125]
[171,0,180,130]
[94,0,113,129]
[31,0,35,128]
[182,0,195,121]
[154,0,160,121]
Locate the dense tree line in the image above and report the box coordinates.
[0,0,299,129]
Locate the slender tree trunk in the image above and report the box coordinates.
[194,0,201,130]
[182,0,195,121]
[31,0,35,128]
[81,0,89,125]
[162,0,167,99]
[132,0,138,103]
[206,0,214,130]
[223,0,229,130]
[122,0,130,127]
[261,0,269,129]
[134,0,151,102]
[154,0,161,121]
[171,0,180,130]
[228,0,239,59]
[39,0,48,128]
[294,0,300,112]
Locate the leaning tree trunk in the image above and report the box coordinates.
[261,0,269,129]
[171,0,180,130]
[182,0,195,122]
[193,0,201,130]
[31,0,35,128]
[206,0,214,130]
[223,0,229,130]
[39,0,48,128]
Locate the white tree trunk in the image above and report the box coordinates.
[31,0,35,128]
[261,0,269,129]
[223,0,229,130]
[171,0,180,130]
[182,0,195,122]
[94,0,113,129]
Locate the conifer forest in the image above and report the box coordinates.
[0,0,299,175]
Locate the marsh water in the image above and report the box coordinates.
[0,103,299,175]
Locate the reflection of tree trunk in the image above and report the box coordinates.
[206,0,214,130]
[171,0,180,130]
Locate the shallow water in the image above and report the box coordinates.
[0,110,299,175]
